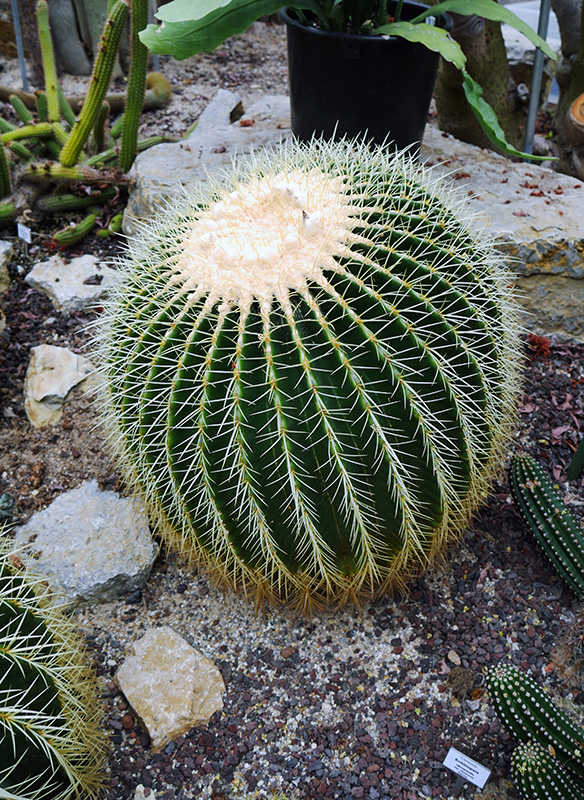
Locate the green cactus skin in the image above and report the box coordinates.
[24,161,131,184]
[9,141,34,161]
[108,212,123,233]
[118,0,149,173]
[568,438,584,482]
[57,85,77,130]
[36,187,116,213]
[36,0,60,123]
[59,0,129,168]
[0,118,17,135]
[512,741,584,799]
[0,202,15,223]
[93,102,110,156]
[510,453,584,598]
[487,663,584,780]
[86,135,175,168]
[95,139,522,609]
[0,537,107,799]
[9,94,33,125]
[36,91,48,123]
[0,146,10,198]
[53,213,97,246]
[0,123,54,144]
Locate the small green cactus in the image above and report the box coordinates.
[96,138,522,609]
[53,213,98,246]
[512,741,584,799]
[510,453,584,598]
[0,537,107,798]
[487,663,584,780]
[118,0,149,172]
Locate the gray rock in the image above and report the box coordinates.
[420,126,584,341]
[25,253,119,313]
[23,344,94,428]
[123,90,290,236]
[0,239,12,292]
[47,0,91,75]
[13,480,158,607]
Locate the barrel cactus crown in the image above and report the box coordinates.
[0,538,107,799]
[96,138,522,609]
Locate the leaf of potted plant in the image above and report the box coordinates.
[139,0,557,159]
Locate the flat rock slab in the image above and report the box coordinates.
[23,343,93,428]
[420,126,584,340]
[25,253,119,314]
[116,626,225,752]
[13,480,158,608]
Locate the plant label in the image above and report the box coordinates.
[17,223,31,244]
[443,747,491,789]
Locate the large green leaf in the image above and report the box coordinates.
[139,0,324,58]
[461,70,556,161]
[410,0,557,61]
[374,21,466,68]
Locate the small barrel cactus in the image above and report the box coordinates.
[510,452,584,598]
[96,138,522,608]
[487,663,584,780]
[512,741,584,800]
[0,536,107,799]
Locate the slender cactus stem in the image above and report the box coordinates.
[59,0,129,167]
[119,0,149,172]
[9,93,33,123]
[0,145,11,197]
[36,0,60,122]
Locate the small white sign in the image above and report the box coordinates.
[17,223,32,244]
[443,747,491,789]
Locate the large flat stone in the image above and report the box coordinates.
[25,253,119,314]
[13,480,158,607]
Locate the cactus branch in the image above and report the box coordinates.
[36,186,116,213]
[0,146,11,198]
[53,213,98,246]
[0,122,53,144]
[510,453,584,598]
[59,0,129,167]
[9,93,33,124]
[24,161,131,184]
[36,0,60,122]
[118,0,149,172]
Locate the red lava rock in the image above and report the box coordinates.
[280,646,297,659]
[121,713,134,730]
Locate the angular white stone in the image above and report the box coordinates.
[116,626,225,752]
[12,480,158,607]
[23,344,93,427]
[25,253,119,313]
[0,239,12,292]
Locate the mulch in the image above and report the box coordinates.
[1,233,584,800]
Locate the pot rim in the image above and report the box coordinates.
[279,2,453,40]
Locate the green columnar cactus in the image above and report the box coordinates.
[512,741,584,799]
[93,102,110,155]
[0,146,10,198]
[36,187,116,213]
[1,123,54,144]
[0,202,15,222]
[53,213,98,246]
[24,162,131,184]
[95,138,522,609]
[487,663,584,779]
[118,0,149,172]
[0,538,107,799]
[59,0,129,167]
[510,453,584,598]
[9,94,33,125]
[36,0,60,123]
[36,91,49,122]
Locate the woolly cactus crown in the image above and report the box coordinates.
[96,138,522,610]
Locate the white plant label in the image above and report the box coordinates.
[443,747,491,789]
[17,223,32,244]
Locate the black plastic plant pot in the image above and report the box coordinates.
[282,2,452,153]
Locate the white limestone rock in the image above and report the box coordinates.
[0,239,12,292]
[12,480,158,607]
[25,253,119,313]
[23,343,94,427]
[116,626,225,752]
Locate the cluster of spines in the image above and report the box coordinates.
[510,453,584,598]
[95,138,522,610]
[0,536,107,799]
[512,741,584,799]
[487,663,584,779]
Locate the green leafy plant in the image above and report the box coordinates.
[509,452,584,598]
[0,536,107,799]
[95,137,522,610]
[487,663,584,781]
[139,0,557,160]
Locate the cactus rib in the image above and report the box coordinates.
[512,741,584,799]
[0,536,107,798]
[36,0,60,122]
[59,0,129,167]
[95,138,522,609]
[510,453,584,598]
[487,663,584,779]
[118,0,149,172]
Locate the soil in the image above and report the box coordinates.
[1,21,584,800]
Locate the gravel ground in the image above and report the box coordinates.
[1,19,584,800]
